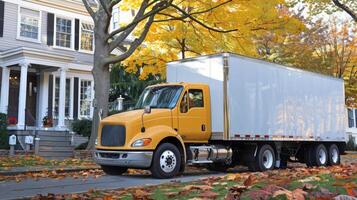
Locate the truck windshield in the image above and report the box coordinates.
[135,85,183,109]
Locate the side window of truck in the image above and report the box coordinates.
[188,89,204,108]
[180,92,188,113]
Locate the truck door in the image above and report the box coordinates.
[178,88,209,142]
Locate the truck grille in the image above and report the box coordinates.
[101,125,126,146]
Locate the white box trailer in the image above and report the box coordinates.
[167,53,347,143]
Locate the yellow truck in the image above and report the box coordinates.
[94,53,346,178]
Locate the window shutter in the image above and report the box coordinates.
[47,13,54,46]
[75,19,80,51]
[73,77,79,119]
[0,1,4,37]
[48,75,53,117]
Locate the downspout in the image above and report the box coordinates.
[223,53,230,140]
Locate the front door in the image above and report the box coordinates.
[178,88,209,142]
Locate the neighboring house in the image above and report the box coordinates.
[346,108,357,145]
[0,0,96,131]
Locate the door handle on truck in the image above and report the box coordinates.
[201,124,206,132]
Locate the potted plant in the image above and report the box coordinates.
[42,116,53,127]
[8,116,17,126]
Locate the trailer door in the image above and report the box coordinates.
[178,88,209,142]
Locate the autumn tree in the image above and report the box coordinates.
[124,0,307,79]
[81,0,236,149]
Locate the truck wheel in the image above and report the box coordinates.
[101,165,128,175]
[249,144,275,171]
[151,143,181,179]
[312,144,328,166]
[328,144,340,165]
[305,145,315,167]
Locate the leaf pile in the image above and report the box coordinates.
[0,169,104,182]
[31,163,357,200]
[0,155,95,170]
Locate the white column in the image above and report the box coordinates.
[17,61,29,129]
[0,67,10,114]
[38,72,49,127]
[57,68,66,128]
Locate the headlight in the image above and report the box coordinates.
[95,139,98,145]
[131,138,152,147]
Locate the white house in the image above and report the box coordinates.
[0,0,97,131]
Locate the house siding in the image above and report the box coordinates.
[0,2,93,67]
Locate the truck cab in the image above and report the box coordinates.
[94,83,214,178]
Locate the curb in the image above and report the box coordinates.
[0,166,101,176]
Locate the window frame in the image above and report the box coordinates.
[78,79,94,119]
[348,108,355,128]
[79,20,95,54]
[52,77,73,120]
[53,15,75,50]
[17,6,42,43]
[188,89,204,109]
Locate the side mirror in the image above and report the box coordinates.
[144,106,151,114]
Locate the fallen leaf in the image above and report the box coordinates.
[243,175,257,187]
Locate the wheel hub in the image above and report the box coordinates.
[262,150,273,169]
[318,148,327,164]
[160,150,177,173]
[331,148,338,163]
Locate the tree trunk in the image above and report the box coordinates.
[86,59,111,150]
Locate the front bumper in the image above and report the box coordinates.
[94,150,153,168]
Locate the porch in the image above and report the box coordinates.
[0,47,94,131]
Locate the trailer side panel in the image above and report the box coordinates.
[228,55,346,142]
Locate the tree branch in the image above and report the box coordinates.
[156,3,237,33]
[98,0,112,16]
[107,0,172,41]
[82,0,96,18]
[105,15,156,64]
[332,0,357,22]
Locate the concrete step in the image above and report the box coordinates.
[39,140,71,147]
[38,136,71,142]
[37,131,69,137]
[39,146,73,151]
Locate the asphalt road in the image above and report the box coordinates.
[0,171,224,200]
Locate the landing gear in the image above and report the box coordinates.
[151,143,181,179]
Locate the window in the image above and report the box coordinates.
[19,8,40,40]
[80,80,92,117]
[54,78,71,118]
[348,109,355,128]
[188,89,204,108]
[56,17,72,48]
[180,89,204,113]
[180,92,188,113]
[80,23,94,51]
[112,7,119,30]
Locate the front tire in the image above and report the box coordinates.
[328,144,340,165]
[101,165,128,175]
[151,143,181,179]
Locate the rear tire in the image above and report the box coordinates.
[328,144,340,165]
[101,165,127,175]
[312,144,328,167]
[151,143,181,179]
[249,144,276,171]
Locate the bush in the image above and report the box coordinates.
[0,113,9,149]
[75,141,89,150]
[72,119,92,138]
[346,135,357,151]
